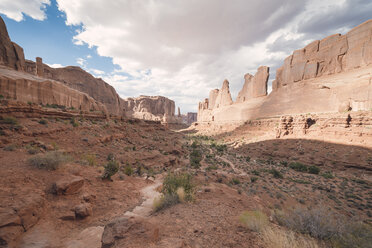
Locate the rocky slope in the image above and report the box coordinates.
[198,19,372,124]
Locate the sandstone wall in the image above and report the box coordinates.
[274,19,372,91]
[0,66,106,113]
[236,66,269,103]
[198,19,372,124]
[0,17,25,71]
[123,95,179,122]
[0,16,180,122]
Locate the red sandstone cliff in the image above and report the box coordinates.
[198,19,372,124]
[0,16,180,122]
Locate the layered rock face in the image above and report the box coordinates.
[25,61,125,116]
[0,17,25,71]
[274,20,372,91]
[236,66,269,103]
[0,16,180,122]
[123,95,180,123]
[0,66,107,113]
[214,80,233,108]
[198,19,372,124]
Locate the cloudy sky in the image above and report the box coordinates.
[1,0,371,113]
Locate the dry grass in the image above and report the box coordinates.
[240,210,269,232]
[262,227,320,248]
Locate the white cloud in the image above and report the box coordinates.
[0,0,50,21]
[76,57,86,67]
[46,63,64,68]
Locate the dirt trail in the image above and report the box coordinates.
[124,176,163,218]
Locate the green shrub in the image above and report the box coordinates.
[102,160,119,180]
[206,165,218,171]
[308,165,320,174]
[154,173,194,211]
[124,165,133,176]
[70,117,79,127]
[230,178,241,185]
[38,119,48,125]
[107,153,114,161]
[289,162,308,172]
[1,116,18,125]
[26,145,39,154]
[251,176,258,183]
[269,169,283,179]
[332,222,372,248]
[274,207,344,240]
[251,170,260,176]
[321,171,334,179]
[153,194,179,212]
[3,144,16,151]
[28,151,70,170]
[190,149,202,168]
[246,156,251,162]
[240,210,269,232]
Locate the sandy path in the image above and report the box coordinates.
[124,176,163,218]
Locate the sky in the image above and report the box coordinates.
[0,0,371,113]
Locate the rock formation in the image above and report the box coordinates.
[0,17,25,71]
[236,66,269,103]
[214,80,233,108]
[198,19,372,124]
[0,66,107,113]
[273,20,372,91]
[0,16,180,122]
[186,112,197,124]
[123,95,181,123]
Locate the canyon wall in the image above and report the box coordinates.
[198,19,372,124]
[0,16,179,122]
[0,66,107,113]
[123,95,181,123]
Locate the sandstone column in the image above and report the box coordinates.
[36,57,44,77]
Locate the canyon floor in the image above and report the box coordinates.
[0,103,371,248]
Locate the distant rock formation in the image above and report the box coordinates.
[123,95,181,123]
[0,16,180,122]
[273,20,372,91]
[236,66,269,103]
[185,112,197,124]
[198,19,372,124]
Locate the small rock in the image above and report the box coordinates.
[65,226,104,248]
[82,193,96,202]
[75,203,92,219]
[101,217,130,248]
[53,176,84,195]
[59,210,76,221]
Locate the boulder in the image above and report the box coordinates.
[0,193,45,247]
[101,217,131,248]
[53,176,84,195]
[75,203,93,219]
[66,226,104,248]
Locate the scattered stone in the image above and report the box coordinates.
[101,217,130,248]
[65,226,104,248]
[75,203,93,219]
[53,176,84,195]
